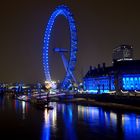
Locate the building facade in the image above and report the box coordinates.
[84,45,140,94]
[112,44,133,62]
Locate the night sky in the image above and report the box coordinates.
[0,0,140,84]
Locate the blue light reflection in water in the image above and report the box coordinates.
[62,104,77,140]
[42,109,50,140]
[1,97,140,140]
[122,114,140,140]
[13,100,29,120]
[42,103,57,140]
[41,103,140,140]
[42,103,77,140]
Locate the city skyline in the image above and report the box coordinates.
[0,1,140,83]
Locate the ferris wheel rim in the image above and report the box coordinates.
[43,5,78,89]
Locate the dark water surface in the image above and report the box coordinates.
[0,96,140,140]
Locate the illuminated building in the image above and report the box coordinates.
[84,45,140,93]
[83,63,115,93]
[112,44,133,62]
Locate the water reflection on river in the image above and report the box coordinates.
[41,104,140,140]
[0,96,140,140]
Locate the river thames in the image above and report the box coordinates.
[0,95,140,140]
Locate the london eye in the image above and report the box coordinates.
[43,5,78,90]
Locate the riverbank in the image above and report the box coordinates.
[6,92,140,113]
[49,94,140,113]
[50,98,140,113]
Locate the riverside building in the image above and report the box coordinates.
[83,45,140,94]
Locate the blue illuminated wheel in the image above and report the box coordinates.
[43,5,78,89]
